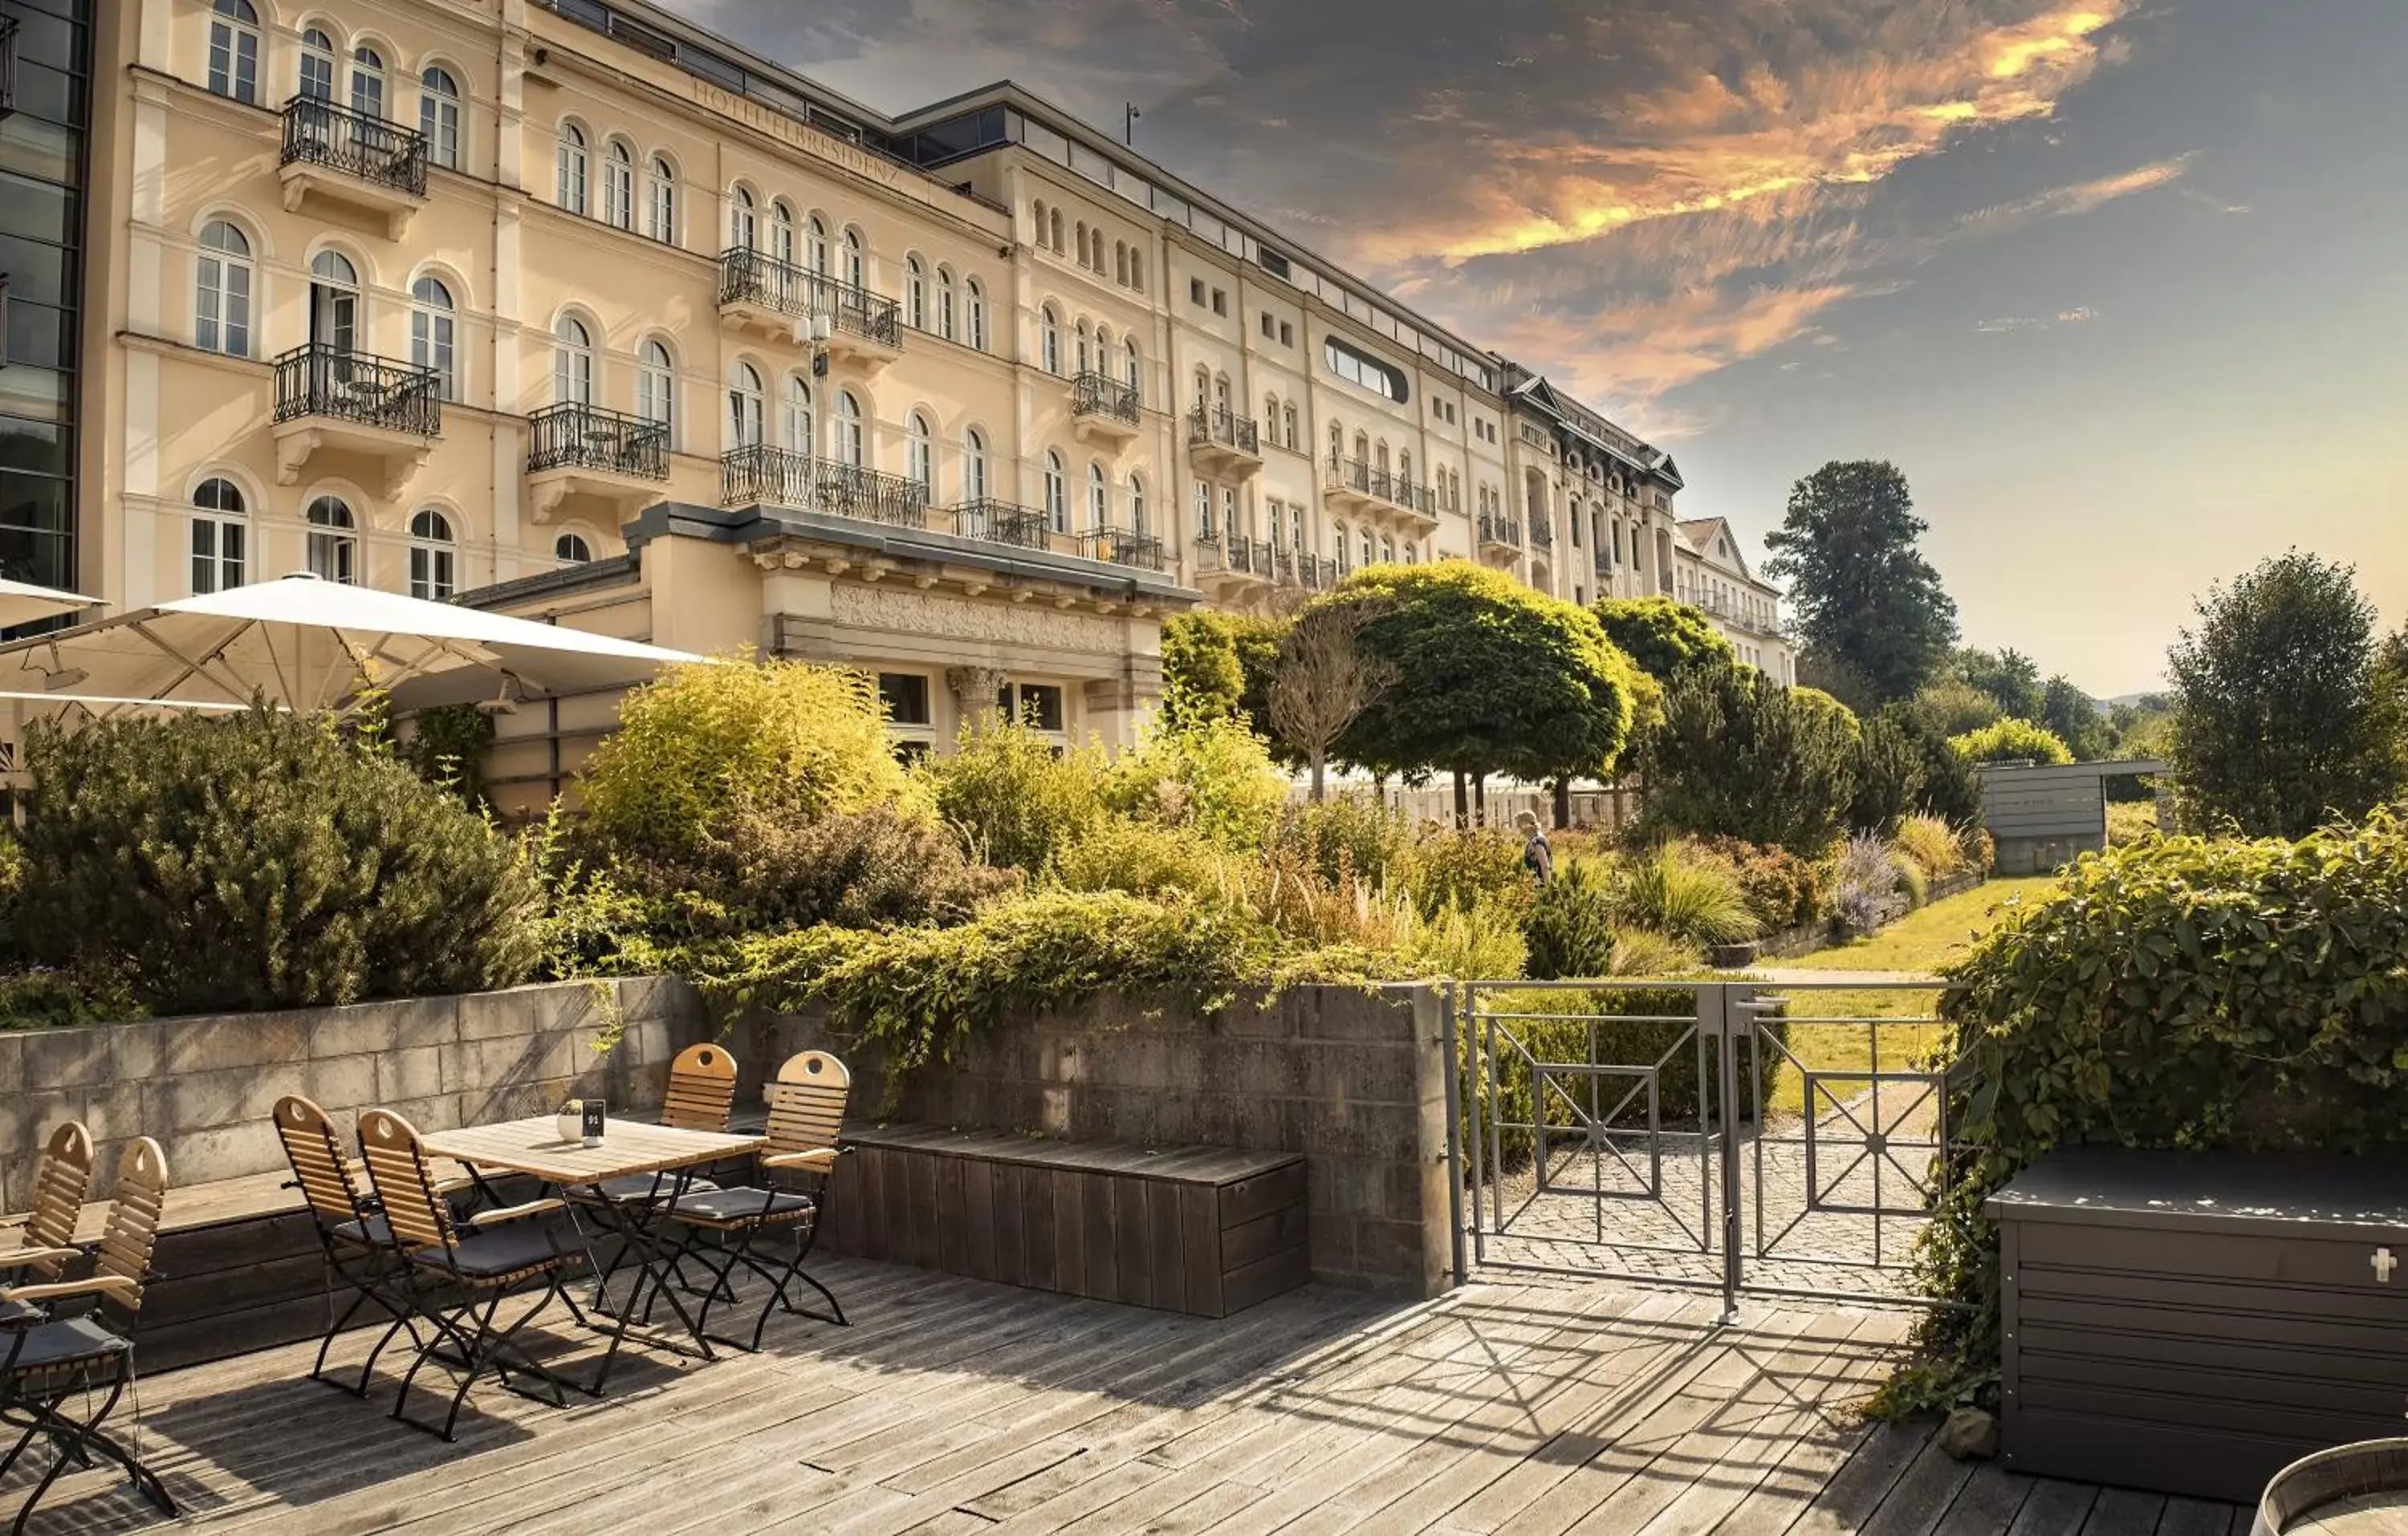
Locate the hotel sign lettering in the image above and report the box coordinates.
[685,79,939,210]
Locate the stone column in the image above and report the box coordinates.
[946,664,1008,735]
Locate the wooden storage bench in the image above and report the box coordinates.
[1992,1148,2408,1505]
[818,1124,1308,1318]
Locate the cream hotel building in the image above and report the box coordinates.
[28,0,1791,806]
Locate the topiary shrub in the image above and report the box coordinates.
[1640,668,1860,857]
[17,706,539,1014]
[577,656,925,859]
[1880,811,2408,1416]
[1949,717,2072,766]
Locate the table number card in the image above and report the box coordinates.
[580,1099,608,1147]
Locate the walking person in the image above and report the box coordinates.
[1516,810,1554,885]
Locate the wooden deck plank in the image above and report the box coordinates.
[1999,1479,2099,1536]
[2078,1488,2167,1534]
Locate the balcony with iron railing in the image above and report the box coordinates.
[1193,534,1275,588]
[1270,544,1342,591]
[1071,371,1142,447]
[950,498,1054,551]
[271,343,439,495]
[1477,513,1523,557]
[525,400,669,522]
[1324,455,1440,530]
[722,445,926,529]
[717,248,903,367]
[1527,518,1556,552]
[1074,527,1165,571]
[278,96,428,237]
[1186,405,1262,477]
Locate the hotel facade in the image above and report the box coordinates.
[49,0,1774,808]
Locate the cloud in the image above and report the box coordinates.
[1954,155,2192,234]
[1975,305,2101,332]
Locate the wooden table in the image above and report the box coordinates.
[422,1116,762,1395]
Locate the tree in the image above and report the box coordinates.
[1589,595,1738,682]
[1952,717,2073,766]
[2168,552,2401,838]
[1762,461,1958,705]
[1912,673,2004,736]
[2039,676,2110,761]
[1849,702,1981,832]
[1267,600,1399,801]
[1332,562,1640,820]
[1638,669,1860,857]
[1159,611,1284,737]
[1955,647,2044,722]
[1791,686,1861,743]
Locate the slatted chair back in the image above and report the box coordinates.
[92,1138,169,1323]
[764,1051,852,1163]
[661,1042,739,1132]
[356,1109,457,1255]
[20,1119,96,1282]
[273,1095,367,1226]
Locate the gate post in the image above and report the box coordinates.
[1440,983,1468,1288]
[1712,983,1746,1321]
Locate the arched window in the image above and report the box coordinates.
[1399,449,1413,487]
[966,278,987,351]
[308,249,357,351]
[1031,199,1047,245]
[1381,535,1396,566]
[1214,373,1231,411]
[1361,528,1376,569]
[420,67,462,169]
[1332,520,1348,570]
[770,200,796,269]
[805,215,829,275]
[1328,421,1344,464]
[207,0,259,103]
[1125,338,1141,396]
[298,27,334,100]
[1087,461,1107,531]
[1196,481,1215,539]
[832,390,864,467]
[646,156,677,242]
[1075,319,1091,376]
[1115,242,1129,286]
[780,374,813,453]
[840,227,864,291]
[936,266,957,341]
[727,362,765,449]
[1263,394,1279,436]
[348,44,384,121]
[1354,430,1370,465]
[409,508,455,599]
[1043,451,1068,533]
[1375,441,1390,476]
[1039,307,1061,375]
[1129,250,1144,292]
[555,531,594,563]
[1283,401,1299,449]
[189,477,246,594]
[602,141,634,230]
[306,496,356,584]
[1267,502,1283,549]
[409,276,455,400]
[901,256,925,330]
[727,185,755,250]
[1129,474,1148,537]
[556,123,588,214]
[1404,541,1418,565]
[637,339,675,445]
[906,411,933,493]
[195,220,252,357]
[1194,366,1210,409]
[1074,221,1087,266]
[1047,208,1064,254]
[552,315,592,405]
[963,427,989,503]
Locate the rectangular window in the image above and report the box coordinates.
[1210,288,1226,316]
[1189,277,1205,306]
[187,516,238,594]
[1279,322,1293,347]
[1259,311,1273,339]
[877,672,931,726]
[1015,683,1064,733]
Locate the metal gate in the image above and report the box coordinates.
[1443,977,1969,1315]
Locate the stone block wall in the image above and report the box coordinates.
[0,977,698,1207]
[739,984,1452,1298]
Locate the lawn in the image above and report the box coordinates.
[1755,874,2058,1120]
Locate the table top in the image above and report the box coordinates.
[422,1116,762,1185]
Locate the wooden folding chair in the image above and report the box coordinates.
[273,1095,444,1398]
[646,1050,853,1351]
[0,1139,177,1531]
[572,1043,742,1308]
[356,1110,586,1442]
[1,1123,96,1330]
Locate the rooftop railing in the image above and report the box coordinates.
[721,445,926,527]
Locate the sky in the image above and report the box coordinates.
[665,0,2408,698]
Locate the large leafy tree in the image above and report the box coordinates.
[1159,611,1285,738]
[1955,647,2044,722]
[2169,552,2402,837]
[1589,595,1739,683]
[1638,668,1860,857]
[2040,676,2110,761]
[1332,562,1640,815]
[1763,461,1959,705]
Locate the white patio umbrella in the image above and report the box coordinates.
[0,575,103,630]
[0,572,704,717]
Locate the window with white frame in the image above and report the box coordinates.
[307,495,357,584]
[841,228,864,290]
[556,123,588,214]
[832,390,864,466]
[637,339,675,445]
[1044,452,1067,533]
[348,44,384,120]
[410,277,455,400]
[905,257,926,330]
[727,185,755,250]
[1221,486,1238,540]
[1125,338,1141,396]
[298,27,333,100]
[806,214,829,275]
[907,412,934,493]
[1332,520,1348,570]
[555,531,594,563]
[189,477,246,594]
[963,427,989,502]
[409,508,456,599]
[552,315,593,405]
[1194,480,1214,538]
[781,375,813,454]
[1039,307,1060,374]
[770,200,795,267]
[195,220,252,357]
[1087,461,1107,530]
[937,266,957,340]
[1076,319,1091,376]
[966,278,987,351]
[647,156,677,242]
[207,0,259,104]
[602,141,634,230]
[1129,474,1148,536]
[727,362,765,449]
[420,67,462,169]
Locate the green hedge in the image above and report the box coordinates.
[1880,812,2408,1414]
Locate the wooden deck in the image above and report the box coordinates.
[8,1257,2249,1535]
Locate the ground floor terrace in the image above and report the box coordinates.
[10,1256,2243,1536]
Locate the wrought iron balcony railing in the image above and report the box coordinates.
[1194,534,1277,579]
[1076,527,1165,571]
[949,498,1054,550]
[1072,371,1141,425]
[721,445,925,527]
[1267,545,1340,591]
[1528,518,1556,551]
[527,400,668,479]
[280,95,429,197]
[1187,404,1260,457]
[1325,454,1438,518]
[718,248,901,347]
[272,343,439,436]
[1479,513,1523,549]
